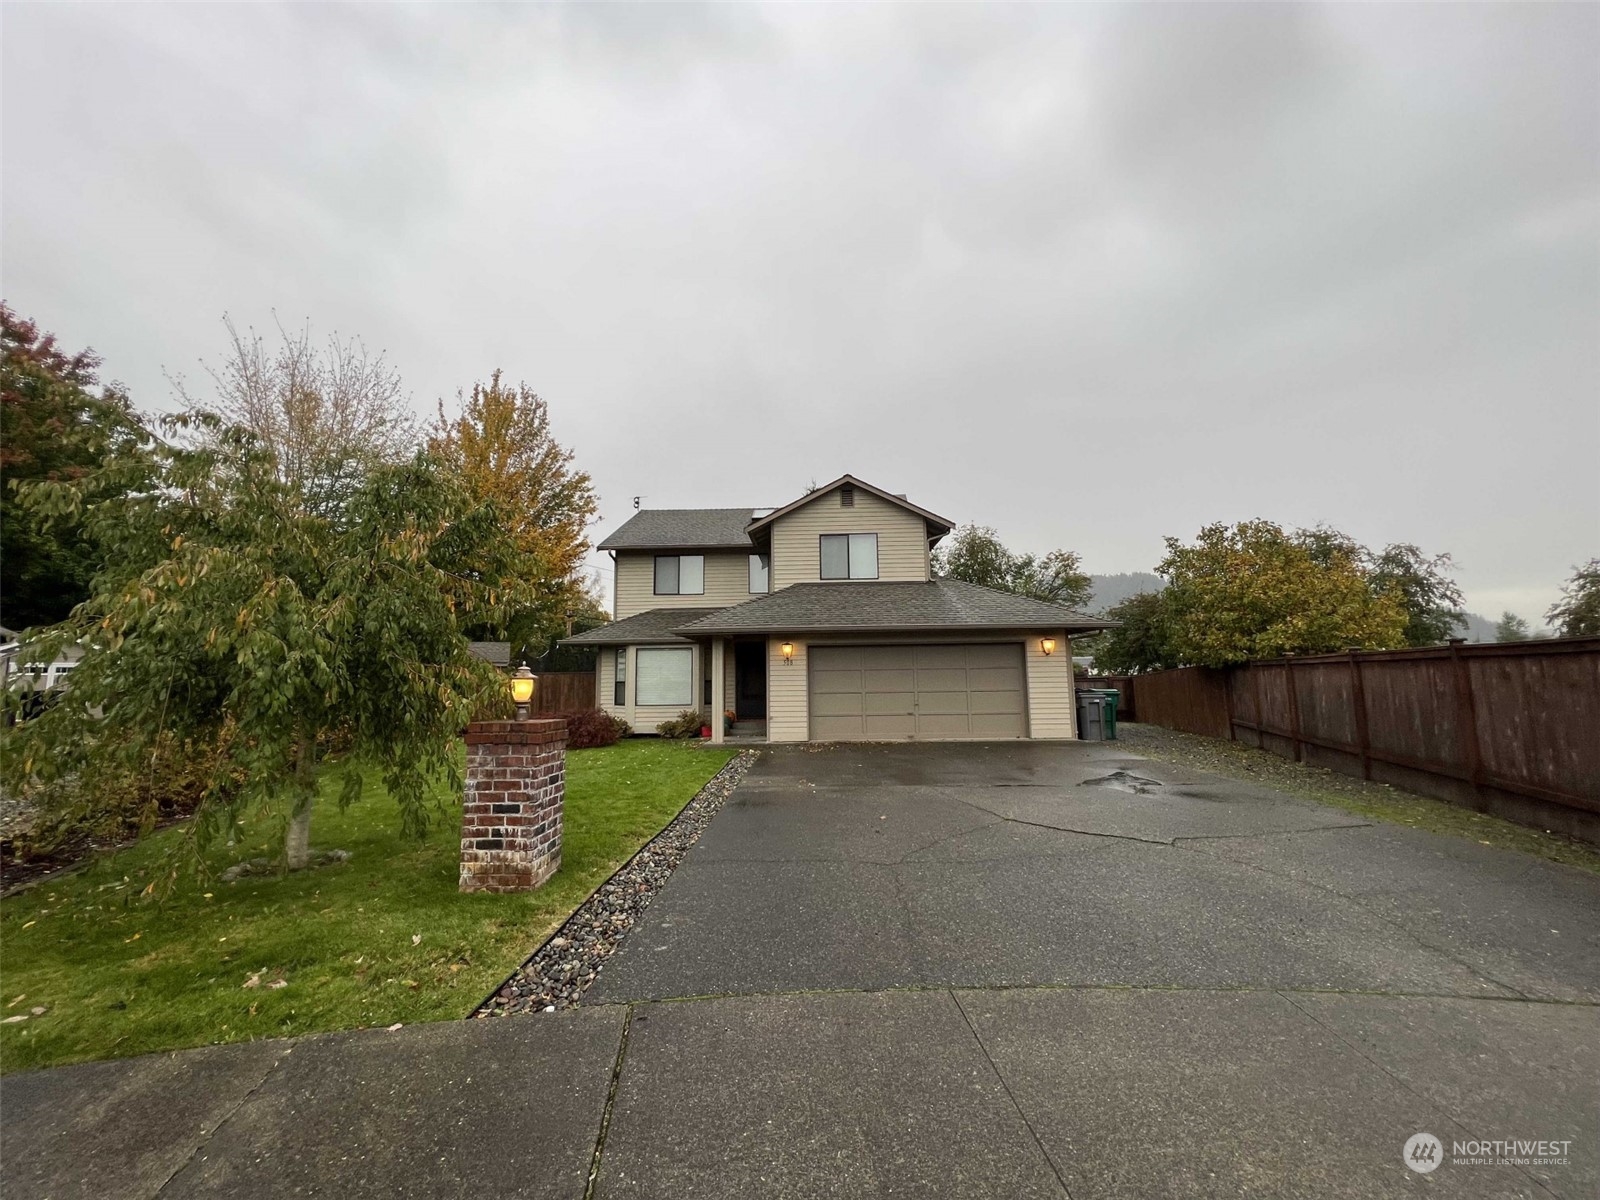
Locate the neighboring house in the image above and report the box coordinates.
[0,638,85,693]
[468,641,513,670]
[564,475,1111,744]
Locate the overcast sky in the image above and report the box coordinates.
[4,3,1596,622]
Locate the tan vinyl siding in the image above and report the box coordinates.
[614,551,752,619]
[1025,631,1076,738]
[769,488,929,589]
[723,644,736,712]
[598,643,711,732]
[767,636,810,742]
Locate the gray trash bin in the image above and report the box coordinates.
[1076,692,1106,741]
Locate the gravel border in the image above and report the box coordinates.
[472,748,758,1018]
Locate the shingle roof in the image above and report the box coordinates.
[596,509,756,550]
[561,608,722,646]
[671,580,1114,636]
[467,641,511,667]
[745,475,954,538]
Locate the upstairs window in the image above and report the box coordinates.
[749,553,770,594]
[654,554,704,595]
[820,533,878,580]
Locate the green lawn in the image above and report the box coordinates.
[0,740,734,1073]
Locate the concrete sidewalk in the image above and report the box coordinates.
[5,742,1597,1198]
[6,988,1594,1199]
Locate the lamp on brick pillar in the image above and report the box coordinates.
[460,716,568,894]
[510,662,536,720]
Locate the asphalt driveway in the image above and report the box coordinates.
[7,740,1598,1199]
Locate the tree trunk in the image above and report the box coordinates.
[285,804,312,870]
[285,729,316,870]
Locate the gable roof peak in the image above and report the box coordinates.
[749,474,955,536]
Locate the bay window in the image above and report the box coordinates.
[636,647,693,707]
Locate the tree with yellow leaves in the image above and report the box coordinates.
[430,372,600,658]
[1159,520,1408,667]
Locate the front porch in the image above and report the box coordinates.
[706,636,769,746]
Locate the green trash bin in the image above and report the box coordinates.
[1081,691,1120,739]
[1093,689,1119,740]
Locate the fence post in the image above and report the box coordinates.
[1347,649,1372,780]
[1447,639,1485,796]
[1284,654,1304,762]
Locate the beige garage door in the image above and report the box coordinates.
[809,643,1027,741]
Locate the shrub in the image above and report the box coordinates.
[654,710,706,739]
[556,709,628,749]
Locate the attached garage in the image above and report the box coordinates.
[809,643,1027,741]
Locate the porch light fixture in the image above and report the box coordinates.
[1041,638,1057,657]
[780,641,795,664]
[510,662,536,719]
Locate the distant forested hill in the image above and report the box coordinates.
[1087,573,1163,614]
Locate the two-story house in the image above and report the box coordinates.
[564,475,1110,744]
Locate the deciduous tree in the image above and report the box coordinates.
[177,315,417,516]
[430,371,599,656]
[1368,543,1466,646]
[0,304,140,629]
[936,524,1092,609]
[4,410,531,873]
[1158,521,1407,666]
[1089,591,1177,675]
[1546,560,1600,637]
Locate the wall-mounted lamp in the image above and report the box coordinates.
[1041,637,1057,657]
[510,662,536,719]
[780,641,795,664]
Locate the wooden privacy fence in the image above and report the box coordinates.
[1104,637,1600,842]
[532,671,595,714]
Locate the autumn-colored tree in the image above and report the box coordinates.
[935,523,1093,609]
[4,409,532,873]
[430,371,599,656]
[0,304,141,629]
[1547,559,1600,637]
[1159,521,1407,666]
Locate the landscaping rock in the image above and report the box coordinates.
[474,750,757,1018]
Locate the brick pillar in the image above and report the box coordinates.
[460,719,567,893]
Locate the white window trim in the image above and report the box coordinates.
[749,553,770,594]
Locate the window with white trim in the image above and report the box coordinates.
[654,555,704,595]
[819,533,878,580]
[749,553,770,593]
[614,647,627,707]
[636,647,693,706]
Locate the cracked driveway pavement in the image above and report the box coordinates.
[6,740,1598,1199]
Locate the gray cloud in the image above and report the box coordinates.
[3,2,1595,620]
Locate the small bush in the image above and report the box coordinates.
[556,709,629,749]
[654,710,706,739]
